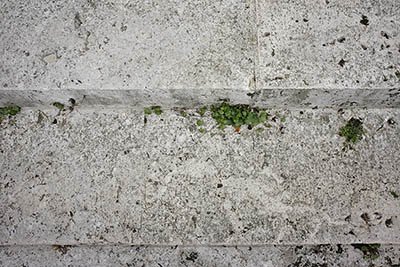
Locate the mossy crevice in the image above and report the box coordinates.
[210,102,268,131]
[144,106,163,115]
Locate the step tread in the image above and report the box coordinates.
[1,108,399,246]
[1,244,400,267]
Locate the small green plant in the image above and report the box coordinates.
[352,244,380,260]
[0,105,21,116]
[197,106,207,116]
[210,102,268,131]
[144,106,163,115]
[196,119,204,126]
[339,118,364,143]
[53,102,65,110]
[390,191,399,198]
[198,128,206,134]
[179,110,188,117]
[0,105,21,122]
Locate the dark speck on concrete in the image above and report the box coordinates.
[186,252,198,262]
[360,15,369,26]
[338,59,346,67]
[381,31,390,39]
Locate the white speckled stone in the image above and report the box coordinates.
[256,0,400,89]
[1,107,399,245]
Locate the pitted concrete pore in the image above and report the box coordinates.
[0,244,399,267]
[0,107,399,246]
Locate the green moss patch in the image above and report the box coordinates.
[339,118,364,143]
[0,105,21,122]
[144,106,163,115]
[210,102,268,131]
[53,102,65,110]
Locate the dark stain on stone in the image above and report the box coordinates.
[338,59,346,67]
[387,118,396,125]
[74,13,82,29]
[381,31,390,39]
[217,183,223,188]
[385,218,393,228]
[185,252,198,262]
[337,37,346,43]
[361,213,370,225]
[52,245,72,255]
[360,15,369,26]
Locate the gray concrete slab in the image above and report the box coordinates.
[0,0,256,90]
[256,0,400,89]
[1,107,399,245]
[1,0,399,108]
[0,244,399,267]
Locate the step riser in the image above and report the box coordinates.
[1,89,400,108]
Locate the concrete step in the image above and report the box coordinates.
[1,107,399,246]
[1,244,400,267]
[1,0,399,108]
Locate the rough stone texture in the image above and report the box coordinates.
[1,244,400,267]
[1,107,399,245]
[257,0,400,89]
[1,0,399,108]
[0,0,256,90]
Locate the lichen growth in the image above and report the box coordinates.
[352,244,380,260]
[144,106,163,115]
[210,102,268,131]
[0,105,21,122]
[339,118,364,143]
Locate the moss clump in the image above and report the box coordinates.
[352,244,380,260]
[197,106,207,116]
[0,105,21,122]
[210,102,268,131]
[144,106,163,115]
[196,119,204,126]
[53,102,65,110]
[339,118,364,143]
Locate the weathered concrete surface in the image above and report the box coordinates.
[1,244,399,267]
[257,0,400,89]
[1,107,399,245]
[1,0,399,108]
[0,0,256,90]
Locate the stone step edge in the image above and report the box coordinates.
[1,88,399,109]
